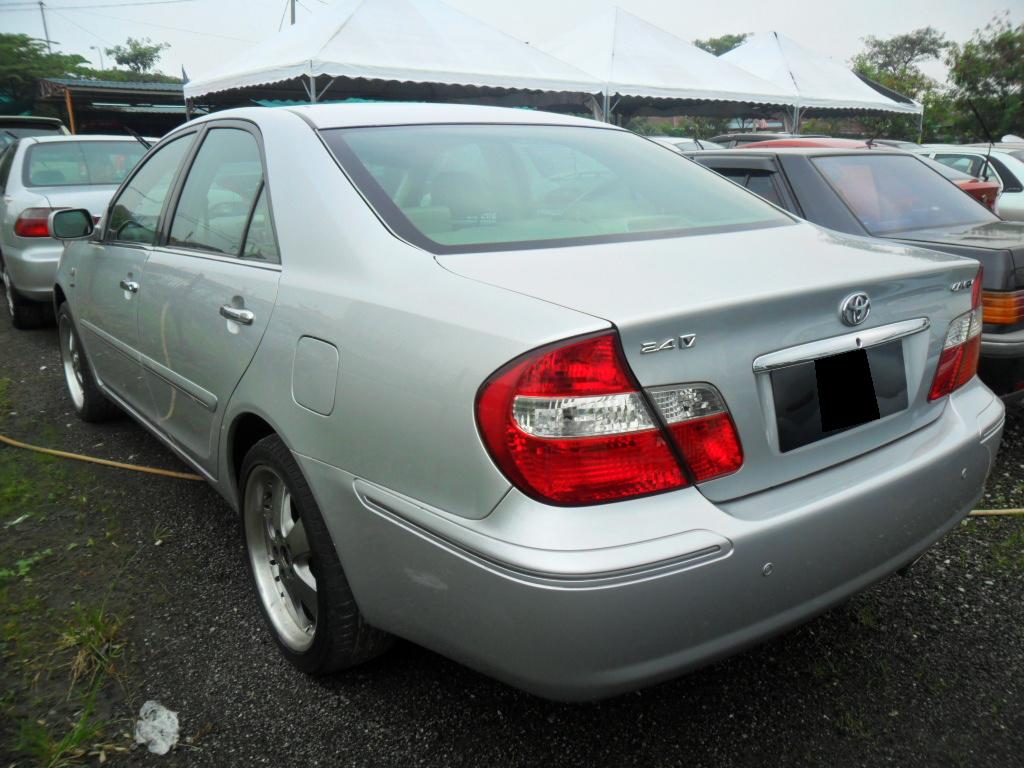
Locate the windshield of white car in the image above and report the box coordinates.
[813,154,997,235]
[322,123,792,254]
[24,140,146,187]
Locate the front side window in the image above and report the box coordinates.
[322,124,791,254]
[24,141,145,187]
[813,154,997,235]
[169,128,263,255]
[108,134,194,245]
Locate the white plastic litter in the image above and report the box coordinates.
[134,700,179,755]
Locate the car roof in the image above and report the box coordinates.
[24,134,146,144]
[698,147,907,157]
[281,103,609,130]
[0,115,64,126]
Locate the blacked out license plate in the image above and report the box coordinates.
[771,341,908,452]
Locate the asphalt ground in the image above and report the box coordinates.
[1,317,1023,767]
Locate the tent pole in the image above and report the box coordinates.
[793,104,800,135]
[917,110,924,143]
[309,74,317,104]
[602,89,610,123]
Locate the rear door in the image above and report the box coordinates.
[136,122,281,477]
[76,132,196,411]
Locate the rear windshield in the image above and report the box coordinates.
[0,124,63,151]
[813,154,997,235]
[24,140,146,187]
[321,123,791,254]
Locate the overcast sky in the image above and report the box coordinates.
[2,0,1022,84]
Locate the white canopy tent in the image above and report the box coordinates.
[183,0,602,110]
[722,32,922,124]
[540,7,797,121]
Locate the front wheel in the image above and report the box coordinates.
[241,434,392,674]
[57,303,119,422]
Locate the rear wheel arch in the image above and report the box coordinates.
[229,412,277,496]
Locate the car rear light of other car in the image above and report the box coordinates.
[14,207,56,238]
[929,269,983,401]
[476,332,743,505]
[982,289,1024,325]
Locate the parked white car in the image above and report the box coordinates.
[917,146,1024,222]
[0,134,146,327]
[649,136,724,152]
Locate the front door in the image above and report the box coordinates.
[77,133,195,412]
[136,125,281,477]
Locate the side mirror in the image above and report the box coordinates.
[50,208,94,240]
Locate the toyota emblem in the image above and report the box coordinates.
[839,292,871,326]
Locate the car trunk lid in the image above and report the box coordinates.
[438,222,980,502]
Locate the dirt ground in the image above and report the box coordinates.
[2,318,1023,768]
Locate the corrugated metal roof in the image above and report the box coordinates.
[44,78,184,93]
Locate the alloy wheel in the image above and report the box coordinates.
[244,465,317,651]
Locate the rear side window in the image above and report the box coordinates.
[321,123,791,254]
[108,134,194,245]
[709,167,783,207]
[24,141,145,187]
[0,145,14,191]
[813,154,997,235]
[169,128,264,256]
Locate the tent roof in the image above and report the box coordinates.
[540,7,796,108]
[722,32,921,115]
[183,0,602,100]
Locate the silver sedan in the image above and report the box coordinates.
[51,104,1004,701]
[0,135,145,327]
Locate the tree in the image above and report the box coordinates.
[947,14,1024,141]
[104,37,169,74]
[0,33,87,106]
[850,27,950,142]
[693,33,749,56]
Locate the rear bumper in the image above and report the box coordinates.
[297,380,1004,701]
[979,335,1024,403]
[3,240,62,301]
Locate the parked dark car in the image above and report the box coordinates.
[709,132,828,148]
[689,147,1024,401]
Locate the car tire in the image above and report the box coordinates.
[240,434,392,674]
[57,303,119,423]
[2,260,45,330]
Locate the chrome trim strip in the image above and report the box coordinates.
[752,317,930,373]
[140,354,218,413]
[80,318,140,362]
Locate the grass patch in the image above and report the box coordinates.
[0,548,53,582]
[991,523,1024,570]
[15,686,111,768]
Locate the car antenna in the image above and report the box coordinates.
[967,99,994,173]
[125,127,152,150]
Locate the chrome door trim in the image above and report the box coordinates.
[80,318,141,362]
[139,352,219,412]
[752,317,930,373]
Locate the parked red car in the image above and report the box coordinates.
[748,138,1000,211]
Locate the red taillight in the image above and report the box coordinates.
[14,207,55,238]
[929,267,983,401]
[476,333,743,505]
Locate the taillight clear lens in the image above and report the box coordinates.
[477,333,686,505]
[649,384,744,481]
[14,207,55,238]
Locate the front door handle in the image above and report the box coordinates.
[220,305,254,325]
[119,279,139,293]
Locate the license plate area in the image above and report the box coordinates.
[771,340,908,452]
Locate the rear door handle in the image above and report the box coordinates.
[220,305,254,325]
[119,279,139,293]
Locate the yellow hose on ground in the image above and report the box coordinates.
[0,432,1022,514]
[0,433,203,481]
